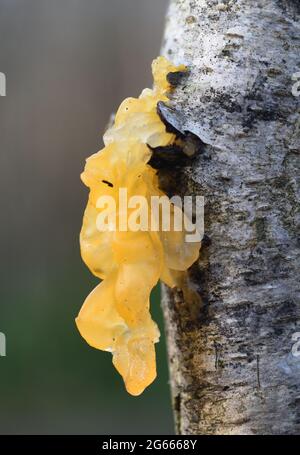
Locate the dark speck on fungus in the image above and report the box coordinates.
[102,179,114,187]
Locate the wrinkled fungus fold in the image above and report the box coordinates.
[76,57,200,395]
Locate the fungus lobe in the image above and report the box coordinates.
[76,57,200,396]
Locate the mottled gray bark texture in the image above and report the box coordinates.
[160,0,300,435]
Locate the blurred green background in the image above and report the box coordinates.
[0,0,174,434]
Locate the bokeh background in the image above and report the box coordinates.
[0,0,174,434]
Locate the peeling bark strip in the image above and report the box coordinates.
[160,0,300,435]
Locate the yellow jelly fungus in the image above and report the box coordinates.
[76,56,200,396]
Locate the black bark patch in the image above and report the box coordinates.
[201,234,212,247]
[242,102,287,128]
[167,71,188,87]
[148,134,204,169]
[276,0,300,17]
[148,144,190,169]
[174,394,182,434]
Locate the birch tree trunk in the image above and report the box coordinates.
[160,0,300,435]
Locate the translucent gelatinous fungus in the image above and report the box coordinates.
[76,57,200,396]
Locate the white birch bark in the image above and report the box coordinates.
[160,0,300,435]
